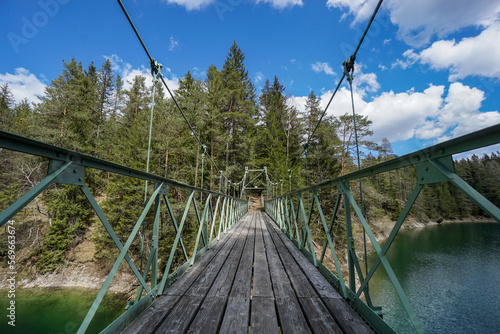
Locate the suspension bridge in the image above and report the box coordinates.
[1,0,499,333]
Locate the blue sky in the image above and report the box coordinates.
[1,0,499,158]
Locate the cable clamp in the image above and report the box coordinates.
[342,54,356,84]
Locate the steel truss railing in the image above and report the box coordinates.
[265,124,500,334]
[0,130,248,333]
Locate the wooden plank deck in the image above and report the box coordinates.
[123,211,374,334]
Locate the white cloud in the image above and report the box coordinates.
[299,81,500,146]
[327,0,500,47]
[391,49,418,70]
[0,68,46,105]
[402,23,500,80]
[256,0,303,9]
[311,62,336,76]
[163,0,215,11]
[352,64,380,93]
[385,0,500,47]
[105,54,179,92]
[417,82,500,142]
[378,64,387,71]
[287,95,307,115]
[169,36,179,52]
[326,0,378,25]
[164,0,303,10]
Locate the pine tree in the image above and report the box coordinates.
[220,41,257,181]
[0,83,14,130]
[336,113,379,175]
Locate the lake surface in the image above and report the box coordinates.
[367,222,500,334]
[0,287,126,333]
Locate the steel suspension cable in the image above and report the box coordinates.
[117,0,235,188]
[289,0,384,174]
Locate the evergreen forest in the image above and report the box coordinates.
[1,42,499,276]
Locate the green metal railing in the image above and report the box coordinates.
[0,130,248,333]
[265,123,500,334]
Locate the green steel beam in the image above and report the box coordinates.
[312,190,348,297]
[0,130,241,199]
[284,123,500,196]
[340,182,425,334]
[81,184,150,293]
[77,183,164,334]
[430,158,500,222]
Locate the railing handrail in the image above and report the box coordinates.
[280,123,500,197]
[0,129,243,199]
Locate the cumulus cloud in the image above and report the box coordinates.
[385,0,500,47]
[311,62,336,76]
[0,68,46,105]
[391,49,419,70]
[290,81,500,147]
[352,64,380,93]
[105,54,179,92]
[327,0,500,47]
[400,24,500,80]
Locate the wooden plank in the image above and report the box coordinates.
[154,295,200,333]
[186,296,226,334]
[122,294,180,333]
[259,212,310,333]
[250,297,279,334]
[165,216,246,297]
[124,214,249,333]
[264,214,343,299]
[323,298,374,334]
[219,213,256,333]
[186,216,250,333]
[156,219,248,333]
[264,213,374,334]
[252,214,274,298]
[265,214,344,334]
[265,216,317,298]
[299,297,343,334]
[275,297,310,334]
[226,213,255,298]
[219,297,250,334]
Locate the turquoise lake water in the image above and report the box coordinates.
[0,287,126,334]
[367,222,500,334]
